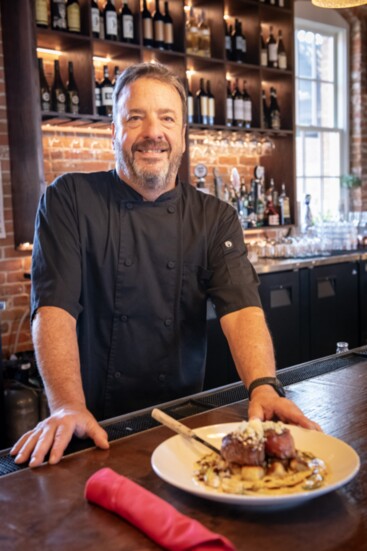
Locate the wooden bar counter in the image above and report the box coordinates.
[0,356,366,550]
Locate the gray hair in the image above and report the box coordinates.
[112,62,187,125]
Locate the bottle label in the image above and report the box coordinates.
[234,98,243,121]
[225,36,231,51]
[236,36,242,51]
[67,4,81,32]
[268,43,278,63]
[261,49,268,66]
[36,0,48,25]
[106,12,118,36]
[91,7,100,34]
[187,96,194,122]
[208,97,215,120]
[143,18,153,40]
[243,100,252,124]
[226,97,233,120]
[41,91,51,110]
[56,92,66,113]
[200,96,208,117]
[268,213,280,226]
[278,52,287,70]
[282,197,291,218]
[123,14,134,39]
[68,92,79,114]
[52,1,67,29]
[95,87,102,107]
[271,110,281,130]
[154,20,164,42]
[102,86,113,106]
[164,23,174,45]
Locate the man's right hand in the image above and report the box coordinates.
[9,406,110,468]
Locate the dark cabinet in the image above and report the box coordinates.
[360,259,367,345]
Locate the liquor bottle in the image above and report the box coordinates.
[267,26,278,68]
[66,61,80,114]
[153,0,164,49]
[232,19,243,63]
[242,80,252,129]
[51,0,67,30]
[141,0,153,47]
[260,29,268,67]
[224,19,232,61]
[239,20,246,63]
[264,179,280,226]
[197,10,210,57]
[206,80,215,126]
[104,0,118,41]
[35,0,48,28]
[277,29,287,70]
[195,77,208,125]
[94,68,103,115]
[66,0,81,33]
[38,58,51,111]
[120,0,134,43]
[269,86,281,129]
[163,1,174,50]
[262,89,269,128]
[226,80,233,127]
[111,65,121,87]
[187,84,194,124]
[51,59,67,113]
[100,65,114,117]
[256,182,265,227]
[186,6,199,55]
[91,0,100,38]
[279,183,291,224]
[232,78,243,127]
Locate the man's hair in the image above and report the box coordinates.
[112,62,187,125]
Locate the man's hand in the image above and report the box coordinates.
[248,386,322,431]
[10,406,110,467]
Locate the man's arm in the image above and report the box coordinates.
[10,306,109,467]
[220,306,321,430]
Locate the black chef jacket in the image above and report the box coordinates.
[31,170,261,420]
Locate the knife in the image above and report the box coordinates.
[151,408,222,455]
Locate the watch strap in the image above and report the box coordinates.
[248,377,286,399]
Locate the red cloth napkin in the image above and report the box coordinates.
[85,467,236,551]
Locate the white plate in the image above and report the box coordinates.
[151,423,360,508]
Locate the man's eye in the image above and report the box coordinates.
[128,115,142,122]
[163,116,175,122]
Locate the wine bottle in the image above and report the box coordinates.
[91,0,100,38]
[187,84,194,124]
[232,19,243,63]
[38,58,51,111]
[277,29,287,70]
[100,65,113,117]
[239,20,246,63]
[51,59,67,113]
[35,0,48,28]
[66,0,81,33]
[99,5,105,39]
[267,26,278,68]
[206,80,215,126]
[120,0,134,43]
[142,0,153,47]
[278,0,285,7]
[104,0,118,41]
[93,67,103,116]
[163,1,174,50]
[232,78,243,127]
[185,6,198,55]
[195,77,208,125]
[153,0,164,50]
[66,61,80,114]
[224,19,232,61]
[269,86,281,130]
[262,89,269,129]
[226,80,233,127]
[242,80,252,129]
[260,29,268,67]
[197,10,210,57]
[279,183,291,225]
[264,179,280,226]
[51,0,67,30]
[269,0,276,5]
[111,65,121,87]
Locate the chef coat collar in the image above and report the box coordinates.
[112,169,182,203]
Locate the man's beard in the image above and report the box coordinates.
[114,138,183,193]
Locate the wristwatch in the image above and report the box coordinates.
[248,377,286,399]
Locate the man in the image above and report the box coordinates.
[11,62,319,468]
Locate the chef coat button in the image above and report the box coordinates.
[120,315,128,322]
[167,260,175,269]
[158,373,166,382]
[167,206,175,214]
[114,371,122,379]
[126,202,134,210]
[164,318,173,327]
[124,257,133,267]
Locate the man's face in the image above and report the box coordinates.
[112,77,186,197]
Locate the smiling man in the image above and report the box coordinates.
[11,63,320,468]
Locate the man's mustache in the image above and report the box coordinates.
[132,139,170,154]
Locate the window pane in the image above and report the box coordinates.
[297,79,313,125]
[304,131,321,177]
[296,29,314,78]
[323,178,340,217]
[304,178,322,220]
[317,82,334,127]
[315,33,334,82]
[296,131,304,177]
[322,132,340,177]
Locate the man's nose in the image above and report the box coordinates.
[141,116,164,139]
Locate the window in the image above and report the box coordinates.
[295,3,349,226]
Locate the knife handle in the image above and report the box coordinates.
[151,408,194,438]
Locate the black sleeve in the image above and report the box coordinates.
[31,175,83,321]
[207,202,262,318]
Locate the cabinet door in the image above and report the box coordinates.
[309,262,359,359]
[359,260,367,345]
[258,270,301,369]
